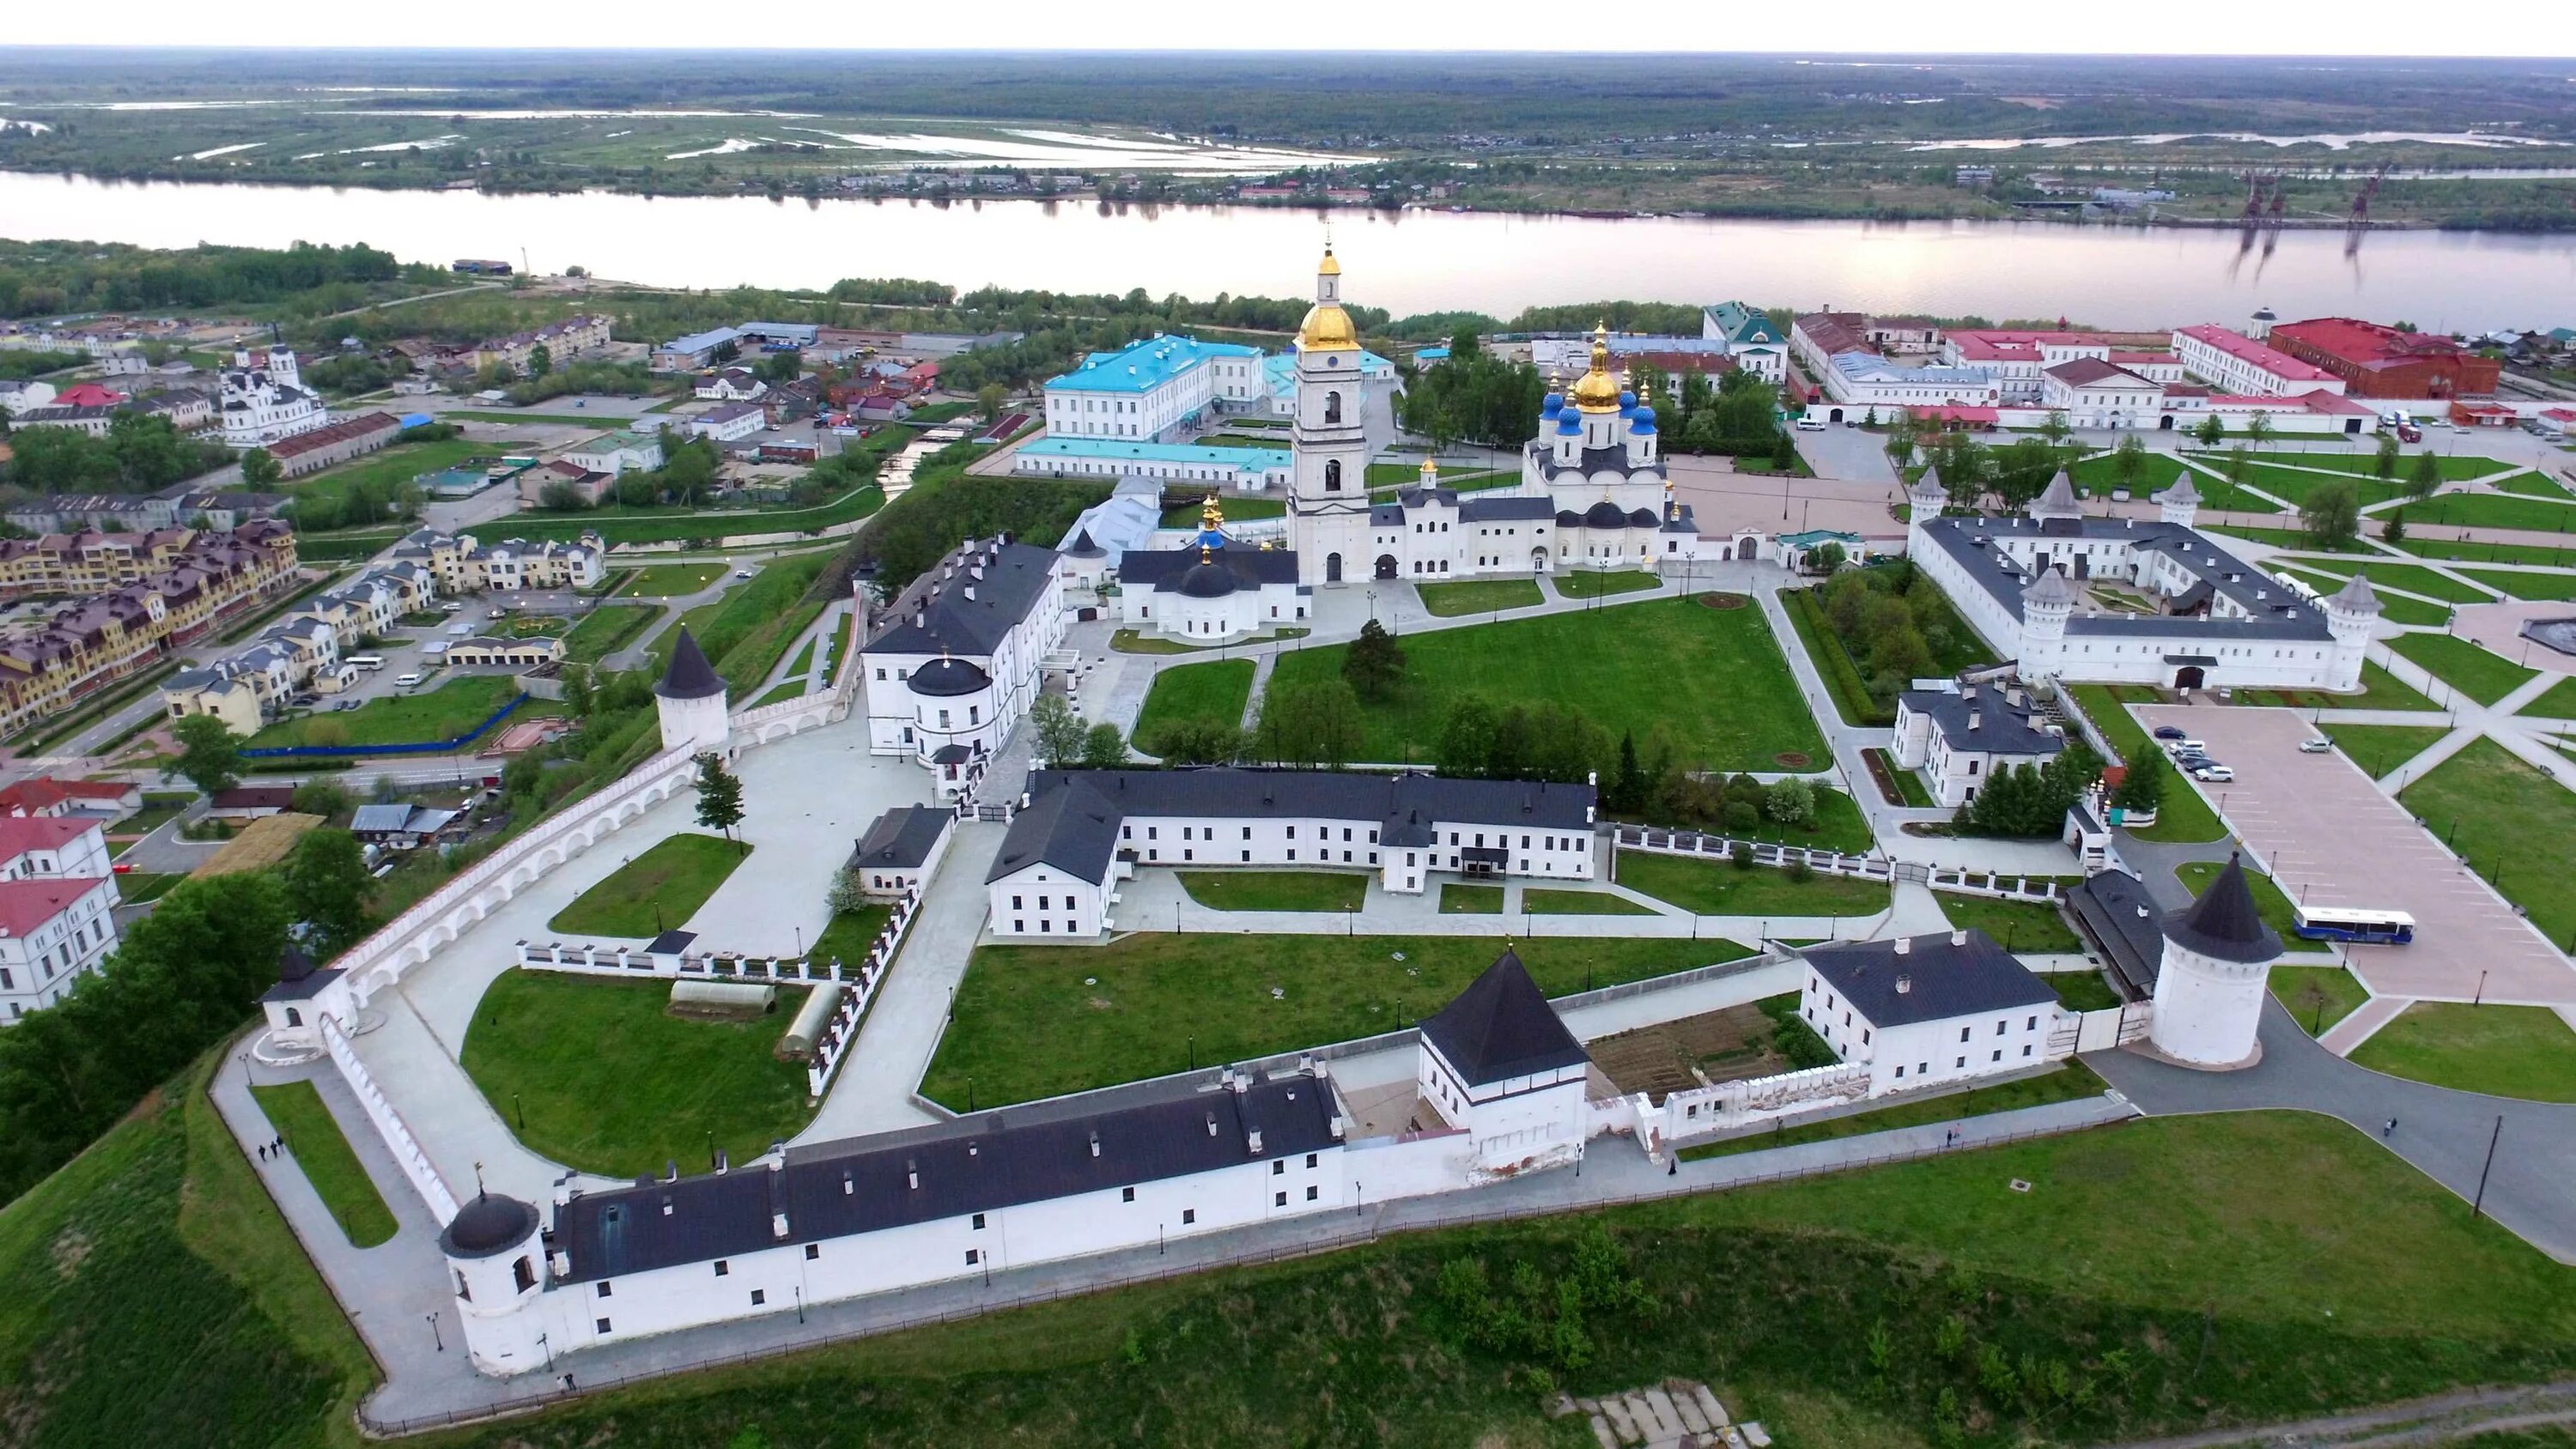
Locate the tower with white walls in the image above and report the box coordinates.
[2015,567,2081,682]
[1286,246,1372,586]
[2321,572,2383,693]
[2157,475,2202,530]
[2148,855,2281,1068]
[654,625,731,755]
[440,1192,550,1376]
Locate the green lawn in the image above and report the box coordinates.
[560,603,658,663]
[2385,633,2539,706]
[2330,723,2455,777]
[2404,492,2576,536]
[1159,496,1286,527]
[1265,595,1826,772]
[751,678,808,707]
[2069,685,2227,843]
[629,562,731,596]
[2050,971,2124,1011]
[2227,658,2438,712]
[2396,537,2576,567]
[242,675,521,750]
[2524,676,2576,719]
[922,932,1751,1109]
[2270,965,2372,1037]
[246,1081,397,1249]
[2196,448,2507,482]
[288,435,530,516]
[459,968,816,1178]
[2205,523,2377,554]
[778,634,817,683]
[1613,850,1892,919]
[1521,887,1656,915]
[113,871,183,903]
[1552,569,1662,598]
[2295,556,2498,604]
[2068,449,2189,497]
[440,408,624,425]
[1438,883,1503,913]
[2349,1003,2576,1103]
[2401,737,2576,946]
[2267,567,2447,625]
[2178,859,2333,955]
[1783,585,1880,726]
[2237,462,2410,509]
[2489,471,2572,499]
[1683,1060,2110,1161]
[1415,578,1543,616]
[546,833,750,937]
[1133,658,1255,747]
[2457,567,2576,602]
[1935,894,2080,953]
[1176,870,1370,912]
[810,904,894,973]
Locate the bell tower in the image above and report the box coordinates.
[1286,246,1371,586]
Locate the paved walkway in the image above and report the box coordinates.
[2088,997,2576,1265]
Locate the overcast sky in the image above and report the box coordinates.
[9,1,2576,57]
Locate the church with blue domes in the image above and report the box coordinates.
[1117,494,1310,643]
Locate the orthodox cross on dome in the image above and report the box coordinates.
[1419,456,1441,485]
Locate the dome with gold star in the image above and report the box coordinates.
[1297,246,1358,350]
[1567,324,1624,412]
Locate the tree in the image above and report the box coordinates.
[2301,478,2363,549]
[2191,414,2225,449]
[283,828,373,957]
[2374,430,2402,480]
[2111,433,2148,494]
[712,338,741,364]
[2039,410,2072,450]
[2382,506,2407,543]
[1884,421,1918,472]
[2111,748,2166,814]
[1342,618,1406,701]
[2244,410,2273,454]
[1608,731,1647,814]
[1437,694,1498,778]
[240,447,283,488]
[537,479,592,512]
[1257,678,1362,768]
[527,343,552,379]
[2407,448,2441,500]
[1081,722,1131,768]
[1807,541,1847,574]
[166,713,241,797]
[288,779,349,820]
[693,750,747,849]
[825,869,871,920]
[1144,716,1241,766]
[975,383,1006,421]
[1030,692,1086,767]
[1762,778,1814,828]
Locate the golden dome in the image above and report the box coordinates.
[1298,303,1358,350]
[1568,324,1623,411]
[1316,246,1342,277]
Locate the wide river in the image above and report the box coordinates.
[6,172,2573,330]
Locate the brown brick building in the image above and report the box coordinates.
[2267,318,2501,400]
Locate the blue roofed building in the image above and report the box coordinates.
[1701,301,1790,383]
[1042,334,1265,442]
[1012,436,1291,494]
[650,327,743,373]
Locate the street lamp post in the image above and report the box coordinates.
[427,1313,443,1352]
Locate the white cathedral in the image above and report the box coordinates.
[1280,250,1704,586]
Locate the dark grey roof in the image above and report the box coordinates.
[1370,502,1404,526]
[647,930,700,955]
[440,1193,538,1258]
[258,947,344,1003]
[1803,929,2057,1028]
[1066,528,1106,559]
[656,626,726,700]
[863,539,1061,658]
[1459,494,1553,523]
[2164,855,2281,965]
[2066,870,2162,999]
[1581,499,1629,529]
[1897,683,2063,759]
[1917,513,2332,642]
[989,768,1596,886]
[1531,441,1665,487]
[907,656,992,697]
[1418,949,1589,1086]
[1120,543,1300,597]
[554,1069,1338,1282]
[849,804,951,871]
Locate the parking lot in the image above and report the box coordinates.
[2137,704,2576,1008]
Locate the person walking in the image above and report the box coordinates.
[2382,1118,2398,1138]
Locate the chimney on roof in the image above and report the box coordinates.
[906,1158,919,1190]
[1248,1128,1264,1155]
[714,1149,730,1175]
[1968,709,1982,731]
[769,1141,785,1171]
[963,585,975,601]
[1206,1112,1219,1137]
[1952,929,1967,947]
[1896,973,1913,994]
[664,1159,678,1183]
[1088,1130,1101,1159]
[772,1212,790,1239]
[1893,936,1911,955]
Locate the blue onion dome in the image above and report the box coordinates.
[1555,409,1583,435]
[1541,391,1564,416]
[1194,526,1227,552]
[1630,405,1657,433]
[1618,389,1637,413]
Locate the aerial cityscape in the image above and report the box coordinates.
[2,30,2575,1449]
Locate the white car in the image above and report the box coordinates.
[1794,417,1826,433]
[2300,738,2334,754]
[2165,737,2206,755]
[2192,765,2236,783]
[734,568,753,579]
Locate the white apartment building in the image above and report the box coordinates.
[560,432,665,477]
[2172,325,2348,398]
[1889,682,2066,809]
[1042,335,1265,441]
[1797,931,2063,1095]
[0,817,123,1024]
[857,537,1068,799]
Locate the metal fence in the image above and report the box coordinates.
[237,693,529,759]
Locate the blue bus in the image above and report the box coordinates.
[2292,906,2415,945]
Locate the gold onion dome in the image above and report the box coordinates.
[1568,324,1623,411]
[1297,246,1358,349]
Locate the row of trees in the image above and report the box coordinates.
[1903,428,2082,513]
[1817,564,1968,715]
[1957,743,2102,838]
[1030,693,1134,770]
[0,239,423,320]
[1398,332,1548,449]
[2,411,234,496]
[1628,365,1794,464]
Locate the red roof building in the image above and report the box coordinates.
[0,778,139,819]
[2268,318,2502,400]
[0,876,108,937]
[52,383,128,409]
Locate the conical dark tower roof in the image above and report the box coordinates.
[655,625,726,700]
[1418,949,1589,1087]
[2161,853,2282,965]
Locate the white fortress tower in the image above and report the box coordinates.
[2321,572,2383,693]
[2015,567,2081,682]
[2148,854,2283,1068]
[2157,475,2201,530]
[2249,305,2278,341]
[654,624,732,755]
[439,1191,549,1376]
[1285,246,1372,586]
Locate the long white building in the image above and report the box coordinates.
[856,536,1068,799]
[985,767,1597,937]
[1905,470,2379,692]
[1798,929,2063,1094]
[0,816,123,1024]
[428,948,1594,1377]
[1042,334,1265,441]
[2172,324,2347,398]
